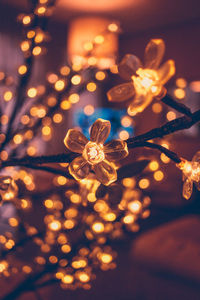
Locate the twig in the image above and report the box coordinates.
[161,94,192,117]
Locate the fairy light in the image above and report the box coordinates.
[86,82,97,92]
[71,75,81,85]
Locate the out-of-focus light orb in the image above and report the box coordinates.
[95,71,106,81]
[54,80,65,91]
[60,100,71,110]
[69,93,80,103]
[101,253,112,264]
[60,66,70,76]
[92,222,104,233]
[152,102,162,113]
[174,88,185,99]
[176,78,187,88]
[87,82,97,92]
[166,111,176,121]
[71,75,81,85]
[84,105,95,116]
[121,116,132,127]
[62,274,74,284]
[48,220,62,231]
[160,153,170,163]
[83,42,93,51]
[189,81,200,93]
[27,87,37,98]
[149,161,159,171]
[94,35,104,44]
[154,170,164,181]
[119,130,129,140]
[3,91,13,102]
[18,65,27,75]
[32,46,42,56]
[139,178,150,189]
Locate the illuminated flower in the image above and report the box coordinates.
[64,119,128,185]
[177,151,200,199]
[0,176,18,203]
[107,39,175,115]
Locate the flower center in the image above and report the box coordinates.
[82,141,105,165]
[132,68,160,95]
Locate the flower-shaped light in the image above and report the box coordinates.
[107,39,175,116]
[176,151,200,199]
[64,119,128,185]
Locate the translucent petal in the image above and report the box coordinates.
[64,129,88,153]
[93,160,117,186]
[182,178,193,200]
[157,60,175,84]
[194,181,200,191]
[127,93,153,116]
[118,54,142,80]
[144,39,165,69]
[192,151,200,163]
[107,82,135,102]
[104,140,129,161]
[90,119,111,144]
[154,86,167,100]
[69,157,90,181]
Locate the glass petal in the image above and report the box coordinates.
[104,140,129,161]
[144,39,165,69]
[90,119,111,144]
[64,129,88,153]
[93,160,117,186]
[194,181,200,191]
[192,150,200,163]
[69,157,90,181]
[158,60,175,84]
[182,178,193,200]
[107,83,135,102]
[118,54,142,80]
[127,93,153,116]
[154,86,167,100]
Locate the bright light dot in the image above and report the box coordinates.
[62,274,74,284]
[60,100,71,110]
[121,116,132,127]
[139,178,150,189]
[71,75,81,85]
[13,134,23,144]
[36,6,46,15]
[94,35,104,44]
[60,66,70,76]
[54,80,65,91]
[154,170,164,181]
[57,176,67,185]
[27,88,37,98]
[152,102,162,113]
[48,220,61,231]
[166,111,176,121]
[128,200,142,214]
[42,126,51,135]
[110,65,118,74]
[160,153,170,163]
[32,46,42,56]
[86,82,96,92]
[18,65,27,75]
[119,130,129,140]
[108,23,118,32]
[27,30,35,39]
[79,272,90,283]
[101,253,112,264]
[53,113,63,123]
[176,78,187,88]
[92,222,104,233]
[22,15,31,25]
[149,161,159,171]
[174,88,185,99]
[123,214,134,224]
[3,91,13,102]
[68,93,79,103]
[190,81,200,93]
[95,71,106,81]
[21,41,30,52]
[84,105,94,116]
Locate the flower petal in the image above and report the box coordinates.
[104,140,129,161]
[127,93,153,116]
[182,178,193,200]
[69,157,90,181]
[64,129,88,153]
[90,119,111,144]
[118,54,142,80]
[158,60,175,84]
[144,39,165,69]
[192,151,200,163]
[93,160,117,186]
[107,83,135,102]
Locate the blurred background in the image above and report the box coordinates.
[0,0,200,299]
